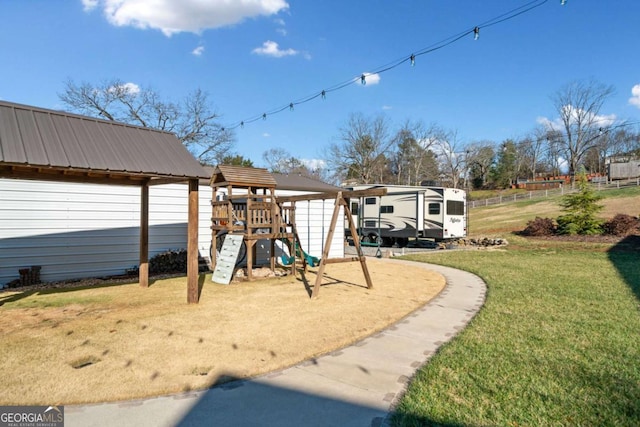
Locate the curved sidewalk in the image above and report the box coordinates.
[66,259,487,427]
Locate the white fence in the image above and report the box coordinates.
[468,178,640,209]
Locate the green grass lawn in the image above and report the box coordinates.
[392,189,640,426]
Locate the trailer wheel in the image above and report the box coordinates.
[396,237,409,248]
[361,232,380,244]
[381,237,394,247]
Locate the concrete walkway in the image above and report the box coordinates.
[66,259,487,427]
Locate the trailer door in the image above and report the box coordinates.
[443,189,466,238]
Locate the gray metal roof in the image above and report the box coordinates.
[0,100,209,182]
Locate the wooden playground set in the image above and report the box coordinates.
[209,165,385,298]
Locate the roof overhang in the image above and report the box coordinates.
[0,163,195,186]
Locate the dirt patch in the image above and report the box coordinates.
[0,259,445,405]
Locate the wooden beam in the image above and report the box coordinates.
[342,197,373,289]
[323,256,365,264]
[311,192,343,298]
[139,181,149,288]
[187,179,200,303]
[147,177,191,186]
[275,187,387,204]
[0,165,186,186]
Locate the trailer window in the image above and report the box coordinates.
[365,197,377,205]
[380,205,394,214]
[350,202,359,215]
[428,203,440,215]
[446,200,465,216]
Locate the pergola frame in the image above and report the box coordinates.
[0,165,202,303]
[0,100,207,303]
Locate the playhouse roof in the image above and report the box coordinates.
[210,164,277,189]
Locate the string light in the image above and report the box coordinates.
[224,0,559,131]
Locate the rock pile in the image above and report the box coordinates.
[440,237,509,249]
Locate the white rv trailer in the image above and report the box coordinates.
[347,185,467,246]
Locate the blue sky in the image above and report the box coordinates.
[1,0,639,168]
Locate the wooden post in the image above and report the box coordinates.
[139,181,149,288]
[343,197,373,289]
[270,238,276,271]
[311,192,343,298]
[246,240,255,281]
[187,179,200,303]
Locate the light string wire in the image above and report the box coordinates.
[222,0,556,131]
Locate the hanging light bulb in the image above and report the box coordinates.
[321,90,326,100]
[240,121,244,128]
[262,113,267,120]
[360,74,367,85]
[410,54,415,67]
[474,27,480,40]
[289,103,294,111]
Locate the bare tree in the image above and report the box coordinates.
[390,120,438,186]
[432,128,466,189]
[262,148,296,173]
[59,79,234,165]
[548,79,616,181]
[327,113,392,184]
[543,128,564,177]
[608,128,640,160]
[520,126,549,180]
[262,147,333,183]
[465,141,495,188]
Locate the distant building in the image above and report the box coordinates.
[606,157,640,181]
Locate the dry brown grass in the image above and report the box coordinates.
[469,192,640,236]
[0,259,444,405]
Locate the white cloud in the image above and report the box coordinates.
[359,72,380,86]
[629,84,640,108]
[252,40,298,58]
[301,158,326,170]
[262,133,271,138]
[536,116,562,129]
[107,82,141,95]
[382,105,392,110]
[192,46,205,56]
[274,17,287,35]
[84,0,289,37]
[82,0,98,12]
[537,105,616,130]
